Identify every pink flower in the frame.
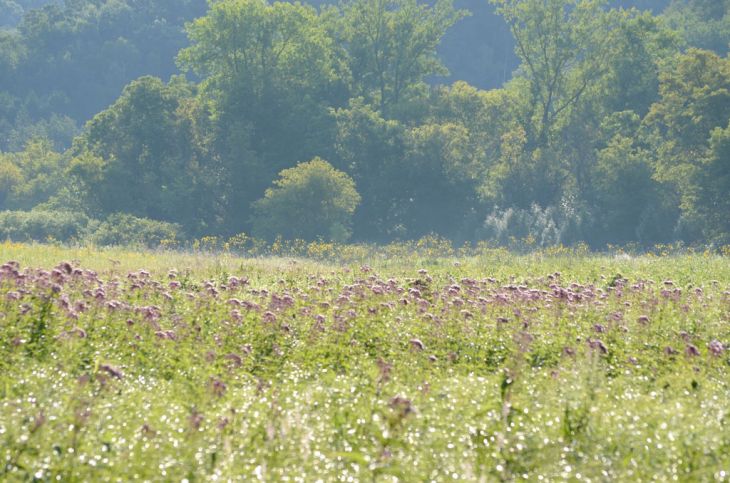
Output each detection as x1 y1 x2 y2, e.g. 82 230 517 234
708 340 725 356
607 311 623 322
685 344 700 357
99 364 123 379
224 353 243 367
217 417 230 430
211 378 227 397
664 346 678 356
588 338 608 354
189 411 203 431
409 338 425 351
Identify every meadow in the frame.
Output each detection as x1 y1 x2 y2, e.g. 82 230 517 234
0 241 729 481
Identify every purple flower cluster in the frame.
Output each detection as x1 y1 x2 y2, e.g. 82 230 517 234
2 260 727 369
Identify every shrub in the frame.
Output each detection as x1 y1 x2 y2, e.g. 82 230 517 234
89 213 181 248
252 158 361 242
0 209 91 243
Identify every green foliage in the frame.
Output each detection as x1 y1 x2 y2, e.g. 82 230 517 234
2 113 78 152
88 213 181 247
178 0 345 233
178 0 338 97
72 76 217 234
333 99 406 239
0 209 89 242
645 49 730 241
0 159 23 207
333 94 484 240
1 246 730 479
339 0 466 116
662 0 730 54
647 49 730 164
591 135 676 245
0 210 178 248
0 137 67 210
0 0 207 150
0 0 728 248
694 122 730 243
492 0 617 148
597 10 679 116
252 158 361 242
430 82 522 204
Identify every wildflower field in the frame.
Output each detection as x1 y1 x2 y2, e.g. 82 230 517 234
1 243 729 481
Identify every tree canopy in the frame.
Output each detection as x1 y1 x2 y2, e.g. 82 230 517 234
252 158 361 242
1 0 728 248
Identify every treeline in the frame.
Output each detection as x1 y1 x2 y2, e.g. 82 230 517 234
0 0 208 150
0 0 728 248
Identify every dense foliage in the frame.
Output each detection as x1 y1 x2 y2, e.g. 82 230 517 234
0 245 728 479
0 0 728 248
252 158 361 242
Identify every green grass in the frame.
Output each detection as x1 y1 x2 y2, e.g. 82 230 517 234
1 242 729 481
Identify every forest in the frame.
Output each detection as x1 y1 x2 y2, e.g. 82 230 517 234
0 0 728 248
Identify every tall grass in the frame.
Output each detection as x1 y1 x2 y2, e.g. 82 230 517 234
0 241 728 480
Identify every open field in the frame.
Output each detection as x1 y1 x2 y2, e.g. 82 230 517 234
1 243 729 481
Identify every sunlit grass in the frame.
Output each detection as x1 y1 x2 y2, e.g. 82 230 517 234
1 242 729 481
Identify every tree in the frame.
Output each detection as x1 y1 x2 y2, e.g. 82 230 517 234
662 0 729 55
0 155 23 208
252 158 361 242
178 0 339 101
696 122 730 242
551 11 678 226
0 137 66 210
339 0 465 116
483 0 688 243
1 0 208 151
332 99 406 239
591 135 676 245
598 10 679 117
399 122 482 238
492 0 618 149
14 0 207 122
645 49 730 241
178 0 345 232
70 76 217 234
